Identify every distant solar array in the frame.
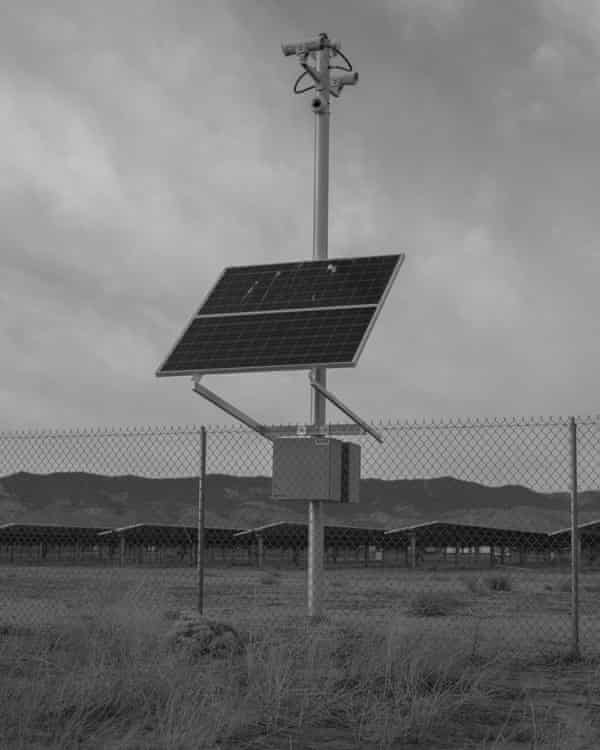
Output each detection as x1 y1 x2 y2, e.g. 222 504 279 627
157 253 404 376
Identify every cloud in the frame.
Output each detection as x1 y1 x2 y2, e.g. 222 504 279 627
381 0 466 30
415 225 521 329
0 73 123 224
1 0 599 434
539 0 600 44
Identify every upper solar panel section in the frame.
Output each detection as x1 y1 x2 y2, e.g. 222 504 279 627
156 253 404 377
199 254 401 315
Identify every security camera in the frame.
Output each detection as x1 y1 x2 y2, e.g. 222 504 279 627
330 71 359 88
281 36 340 57
311 95 326 111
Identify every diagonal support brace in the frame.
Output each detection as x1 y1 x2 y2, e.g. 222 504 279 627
300 57 322 85
191 377 273 441
308 375 384 443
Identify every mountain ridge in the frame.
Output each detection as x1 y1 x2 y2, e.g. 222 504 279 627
1 471 599 533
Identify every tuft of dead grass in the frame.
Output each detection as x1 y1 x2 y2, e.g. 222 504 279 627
259 570 281 586
483 573 513 592
460 572 514 595
407 591 465 617
461 574 486 594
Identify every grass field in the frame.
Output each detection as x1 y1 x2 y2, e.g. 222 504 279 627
2 563 598 655
2 563 600 748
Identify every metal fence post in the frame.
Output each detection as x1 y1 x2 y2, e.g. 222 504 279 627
197 426 207 615
569 416 580 658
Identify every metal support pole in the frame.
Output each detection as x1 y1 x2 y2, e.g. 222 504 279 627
197 426 207 615
569 416 580 658
283 32 358 620
257 533 265 569
409 532 417 570
307 43 331 620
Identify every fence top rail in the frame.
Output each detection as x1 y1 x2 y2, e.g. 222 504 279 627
0 415 598 440
205 415 590 434
0 425 204 439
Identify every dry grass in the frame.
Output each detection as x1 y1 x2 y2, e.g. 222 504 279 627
407 591 465 617
0 596 517 749
1 571 599 748
460 573 514 595
483 573 513 592
259 570 281 586
0 563 591 668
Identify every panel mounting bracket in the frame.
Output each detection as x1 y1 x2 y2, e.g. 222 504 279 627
308 374 384 443
192 375 374 443
191 376 273 441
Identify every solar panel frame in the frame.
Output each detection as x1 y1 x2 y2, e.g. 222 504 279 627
156 253 404 377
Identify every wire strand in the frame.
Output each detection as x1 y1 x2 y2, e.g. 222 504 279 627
330 48 352 71
293 71 315 94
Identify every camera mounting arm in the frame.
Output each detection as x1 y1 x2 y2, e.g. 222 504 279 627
282 32 358 107
299 56 321 86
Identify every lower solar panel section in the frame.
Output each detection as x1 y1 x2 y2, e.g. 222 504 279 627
157 306 375 375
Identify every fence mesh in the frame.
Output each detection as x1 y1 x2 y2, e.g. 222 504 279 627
0 416 598 658
0 425 202 629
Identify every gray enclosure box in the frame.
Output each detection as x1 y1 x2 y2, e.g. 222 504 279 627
272 437 361 502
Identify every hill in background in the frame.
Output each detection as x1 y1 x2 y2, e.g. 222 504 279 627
1 472 599 533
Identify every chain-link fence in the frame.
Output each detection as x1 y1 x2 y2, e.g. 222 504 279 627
0 417 598 658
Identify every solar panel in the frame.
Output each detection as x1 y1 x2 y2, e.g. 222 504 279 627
157 253 403 376
199 254 401 314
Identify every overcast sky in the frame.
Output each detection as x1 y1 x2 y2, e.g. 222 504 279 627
1 0 599 432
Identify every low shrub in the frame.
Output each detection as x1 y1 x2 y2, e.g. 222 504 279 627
259 571 281 586
483 574 512 592
460 575 485 594
407 592 464 617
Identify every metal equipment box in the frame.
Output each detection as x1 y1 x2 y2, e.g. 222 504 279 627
272 437 361 502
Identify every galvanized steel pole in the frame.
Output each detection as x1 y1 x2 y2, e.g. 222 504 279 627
569 417 580 658
282 33 358 620
197 425 207 615
307 43 331 619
